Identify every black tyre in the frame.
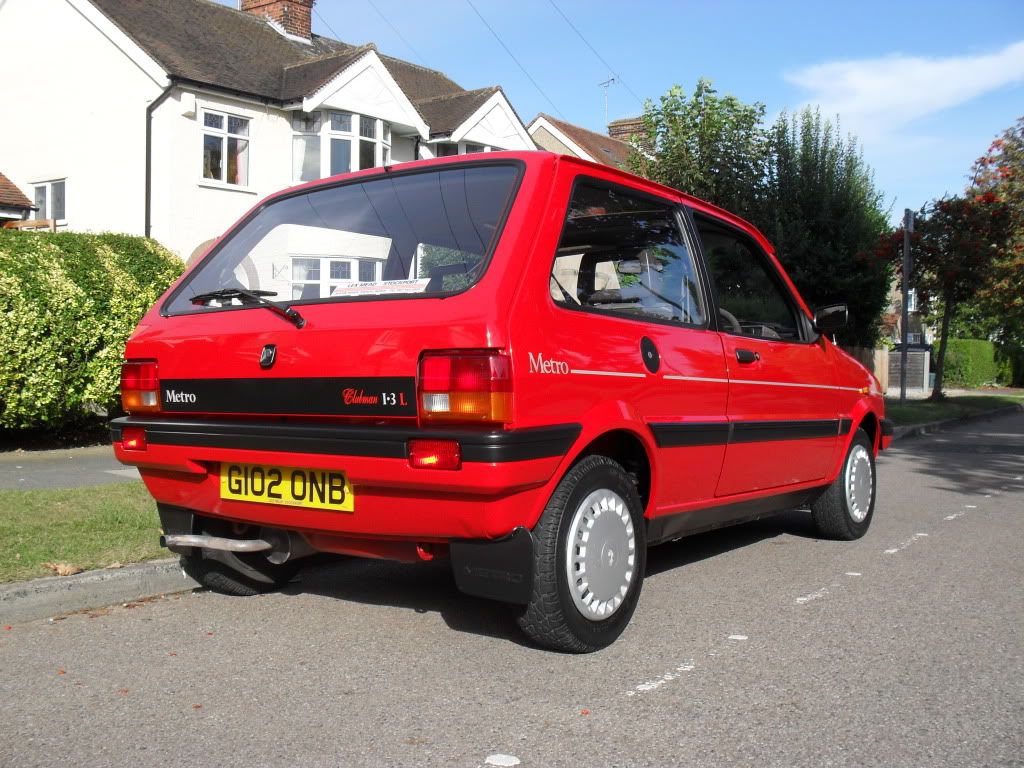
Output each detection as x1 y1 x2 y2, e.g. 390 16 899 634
180 520 300 596
517 455 646 653
811 428 876 540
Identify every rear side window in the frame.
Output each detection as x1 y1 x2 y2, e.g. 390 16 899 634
694 215 800 341
164 163 521 315
550 181 706 326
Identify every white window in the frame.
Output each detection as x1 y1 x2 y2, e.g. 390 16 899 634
32 179 66 222
202 110 250 186
291 110 392 183
290 255 385 300
432 141 492 158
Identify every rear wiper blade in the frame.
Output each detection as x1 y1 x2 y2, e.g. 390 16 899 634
190 288 305 329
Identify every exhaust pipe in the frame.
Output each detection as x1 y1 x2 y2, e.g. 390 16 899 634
161 534 271 552
160 528 316 564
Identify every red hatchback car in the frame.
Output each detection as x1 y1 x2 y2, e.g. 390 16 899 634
112 151 891 652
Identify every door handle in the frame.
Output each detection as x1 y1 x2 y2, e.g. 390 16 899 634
736 349 760 364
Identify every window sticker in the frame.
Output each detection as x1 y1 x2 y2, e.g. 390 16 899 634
330 279 431 297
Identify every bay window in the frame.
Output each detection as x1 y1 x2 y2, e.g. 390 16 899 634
32 179 66 222
292 111 391 183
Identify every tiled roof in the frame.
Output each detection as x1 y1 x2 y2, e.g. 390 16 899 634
532 114 633 168
0 172 33 210
88 0 474 106
414 87 498 137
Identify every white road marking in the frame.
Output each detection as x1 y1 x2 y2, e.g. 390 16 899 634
727 634 749 641
845 572 862 577
626 661 697 696
965 505 978 509
483 755 521 767
795 587 831 605
884 532 929 555
944 512 965 520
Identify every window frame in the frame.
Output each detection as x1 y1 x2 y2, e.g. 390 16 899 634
685 208 817 344
31 179 67 224
200 108 252 188
547 175 712 332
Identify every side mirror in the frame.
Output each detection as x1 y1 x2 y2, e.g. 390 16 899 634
814 303 848 335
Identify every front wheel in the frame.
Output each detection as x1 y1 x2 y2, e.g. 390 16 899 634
811 428 876 540
517 455 646 653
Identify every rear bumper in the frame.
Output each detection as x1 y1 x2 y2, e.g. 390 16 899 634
112 416 579 540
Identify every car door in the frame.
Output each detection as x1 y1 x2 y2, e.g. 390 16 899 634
690 211 840 497
545 178 729 510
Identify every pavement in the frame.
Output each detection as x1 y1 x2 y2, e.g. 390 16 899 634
0 401 1021 627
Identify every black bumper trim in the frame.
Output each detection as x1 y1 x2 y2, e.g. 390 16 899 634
111 417 580 464
650 419 847 448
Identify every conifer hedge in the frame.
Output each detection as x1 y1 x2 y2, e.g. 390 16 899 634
0 231 183 429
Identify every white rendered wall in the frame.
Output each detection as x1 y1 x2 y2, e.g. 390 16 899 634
0 0 165 235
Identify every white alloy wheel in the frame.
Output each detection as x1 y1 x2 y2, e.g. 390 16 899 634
845 444 874 523
564 488 636 620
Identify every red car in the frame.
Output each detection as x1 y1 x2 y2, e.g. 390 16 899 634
113 151 891 652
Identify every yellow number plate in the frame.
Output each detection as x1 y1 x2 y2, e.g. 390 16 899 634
219 463 354 513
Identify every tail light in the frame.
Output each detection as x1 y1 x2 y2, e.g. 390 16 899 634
120 360 160 413
418 350 512 424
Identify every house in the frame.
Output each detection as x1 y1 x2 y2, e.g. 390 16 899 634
527 114 632 169
0 0 534 258
0 172 36 223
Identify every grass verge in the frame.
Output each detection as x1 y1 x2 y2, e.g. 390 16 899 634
0 481 163 584
884 394 1024 427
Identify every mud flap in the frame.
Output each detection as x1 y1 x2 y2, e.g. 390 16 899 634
450 527 534 605
157 504 196 556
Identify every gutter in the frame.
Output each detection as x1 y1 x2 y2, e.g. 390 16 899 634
145 83 176 239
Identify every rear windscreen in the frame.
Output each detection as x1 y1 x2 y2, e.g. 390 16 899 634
164 163 521 315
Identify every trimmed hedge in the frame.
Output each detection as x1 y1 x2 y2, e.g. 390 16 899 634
0 231 183 430
943 338 1007 388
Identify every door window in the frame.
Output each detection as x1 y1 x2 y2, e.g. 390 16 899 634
694 215 800 341
550 181 706 326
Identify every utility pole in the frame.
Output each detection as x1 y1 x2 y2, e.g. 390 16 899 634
599 76 617 126
899 208 914 405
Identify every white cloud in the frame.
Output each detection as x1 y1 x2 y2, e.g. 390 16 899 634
785 40 1024 138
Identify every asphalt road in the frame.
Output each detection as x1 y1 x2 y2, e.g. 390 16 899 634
1 413 1021 768
0 445 138 490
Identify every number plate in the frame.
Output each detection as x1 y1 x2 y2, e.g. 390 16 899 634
220 463 354 513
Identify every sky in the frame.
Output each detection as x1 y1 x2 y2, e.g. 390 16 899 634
218 0 1024 223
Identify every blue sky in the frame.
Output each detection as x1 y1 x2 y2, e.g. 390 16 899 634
220 0 1024 222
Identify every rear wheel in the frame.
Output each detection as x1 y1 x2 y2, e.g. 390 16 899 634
180 520 300 596
517 455 646 653
811 428 876 540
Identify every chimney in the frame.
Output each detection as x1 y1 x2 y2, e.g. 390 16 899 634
607 117 645 143
241 0 316 40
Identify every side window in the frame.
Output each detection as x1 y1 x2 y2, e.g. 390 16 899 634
694 215 800 341
550 181 706 326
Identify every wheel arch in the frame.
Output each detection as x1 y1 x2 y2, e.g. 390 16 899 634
566 428 653 513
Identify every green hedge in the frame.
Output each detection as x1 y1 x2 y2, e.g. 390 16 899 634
0 231 183 430
942 338 1007 387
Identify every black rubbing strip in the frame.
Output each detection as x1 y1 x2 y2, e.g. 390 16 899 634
649 422 731 448
730 420 841 444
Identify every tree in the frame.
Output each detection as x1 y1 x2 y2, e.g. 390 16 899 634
630 83 889 346
761 108 890 347
964 116 1024 348
629 78 767 223
897 194 1011 399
